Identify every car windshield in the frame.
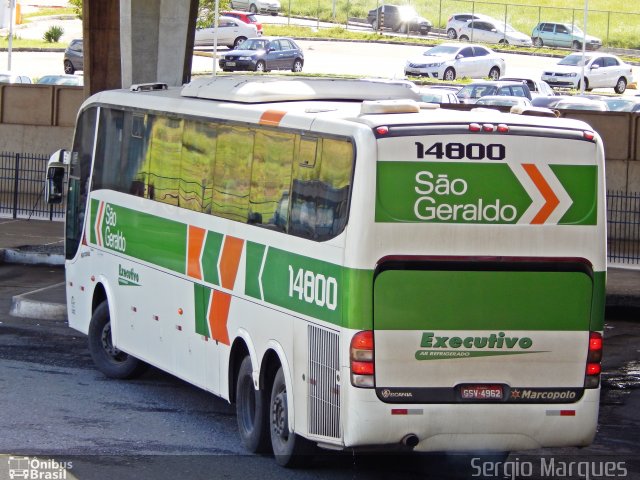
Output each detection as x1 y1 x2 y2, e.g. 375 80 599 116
423 45 459 56
240 39 267 50
420 92 444 103
558 54 589 66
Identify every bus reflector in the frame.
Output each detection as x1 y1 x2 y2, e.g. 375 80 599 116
351 330 375 388
392 409 408 415
584 331 603 388
376 126 389 135
561 410 576 416
497 124 509 133
583 131 595 141
469 123 481 132
482 124 494 132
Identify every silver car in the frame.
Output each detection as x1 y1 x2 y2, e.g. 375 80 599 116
445 12 495 39
229 0 280 15
404 43 505 81
457 20 532 46
195 16 259 49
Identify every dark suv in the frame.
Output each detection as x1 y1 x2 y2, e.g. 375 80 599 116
63 39 83 74
367 5 432 35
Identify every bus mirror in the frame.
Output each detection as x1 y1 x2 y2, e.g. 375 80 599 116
45 149 67 205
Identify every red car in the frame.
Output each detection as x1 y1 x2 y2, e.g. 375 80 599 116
221 11 263 33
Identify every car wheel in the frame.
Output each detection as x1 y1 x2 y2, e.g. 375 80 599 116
459 35 469 42
88 301 148 379
447 28 457 39
572 40 582 50
533 37 543 47
577 78 590 91
236 356 270 453
232 36 246 49
498 39 509 45
292 58 303 73
270 366 315 467
372 19 380 30
249 3 258 13
615 77 627 94
444 67 456 81
255 60 266 72
63 59 75 75
488 67 500 80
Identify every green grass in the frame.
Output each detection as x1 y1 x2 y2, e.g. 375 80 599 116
279 0 640 49
21 7 75 20
0 36 66 49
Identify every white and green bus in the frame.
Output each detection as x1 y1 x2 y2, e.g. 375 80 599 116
46 76 606 466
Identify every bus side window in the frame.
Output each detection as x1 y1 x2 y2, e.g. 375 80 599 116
249 130 294 230
147 116 184 207
289 137 353 240
181 120 216 213
211 125 253 222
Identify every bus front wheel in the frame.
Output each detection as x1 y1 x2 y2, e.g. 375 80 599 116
269 366 314 467
88 301 147 379
236 356 270 453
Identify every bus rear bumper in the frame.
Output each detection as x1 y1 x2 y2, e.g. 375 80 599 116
341 388 600 452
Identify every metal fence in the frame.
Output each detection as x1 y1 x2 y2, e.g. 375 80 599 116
607 190 640 265
0 152 65 221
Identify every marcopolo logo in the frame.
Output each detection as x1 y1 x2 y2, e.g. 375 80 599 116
415 332 544 361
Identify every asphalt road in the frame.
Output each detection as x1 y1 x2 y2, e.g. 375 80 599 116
0 263 639 480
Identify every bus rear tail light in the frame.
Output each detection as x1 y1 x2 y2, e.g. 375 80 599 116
584 331 603 389
351 330 375 388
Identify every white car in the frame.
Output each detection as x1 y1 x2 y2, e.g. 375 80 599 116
229 0 280 15
500 76 555 97
457 19 532 46
404 43 506 81
541 53 634 94
474 95 532 107
195 16 259 49
417 86 460 104
445 12 495 39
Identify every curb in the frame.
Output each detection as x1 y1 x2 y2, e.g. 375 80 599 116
10 282 67 321
0 248 64 266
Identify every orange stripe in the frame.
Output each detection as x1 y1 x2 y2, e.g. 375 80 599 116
96 201 105 246
219 236 244 290
187 226 206 280
522 164 559 224
208 290 231 345
259 110 286 126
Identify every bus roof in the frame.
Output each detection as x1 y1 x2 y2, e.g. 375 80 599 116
82 76 594 133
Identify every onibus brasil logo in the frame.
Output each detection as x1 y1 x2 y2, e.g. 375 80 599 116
415 332 546 360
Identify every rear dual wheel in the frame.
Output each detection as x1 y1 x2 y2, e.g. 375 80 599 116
236 358 314 467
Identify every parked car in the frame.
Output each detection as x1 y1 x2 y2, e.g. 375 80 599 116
474 95 532 107
417 86 460 104
553 96 609 111
221 10 263 33
500 76 555 97
531 95 572 108
404 43 505 81
219 36 303 72
456 80 532 104
63 38 83 74
457 20 532 46
597 97 640 112
229 0 280 15
445 12 495 39
531 22 602 50
367 5 432 35
0 71 32 83
541 52 633 94
36 74 84 86
195 16 259 49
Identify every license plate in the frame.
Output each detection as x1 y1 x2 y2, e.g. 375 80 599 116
226 61 236 67
459 384 503 400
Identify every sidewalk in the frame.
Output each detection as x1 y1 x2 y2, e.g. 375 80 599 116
2 218 640 320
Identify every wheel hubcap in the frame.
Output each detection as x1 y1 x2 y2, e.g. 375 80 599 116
101 322 125 361
271 389 288 439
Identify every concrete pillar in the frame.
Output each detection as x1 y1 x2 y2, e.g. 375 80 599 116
120 0 198 88
83 0 121 97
